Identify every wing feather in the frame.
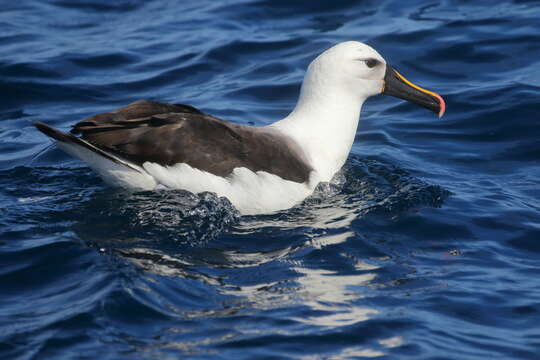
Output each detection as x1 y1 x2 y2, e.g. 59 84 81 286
64 100 311 183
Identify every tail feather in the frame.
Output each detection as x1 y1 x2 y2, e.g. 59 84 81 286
33 121 141 173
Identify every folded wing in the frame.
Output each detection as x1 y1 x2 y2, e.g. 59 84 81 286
68 100 312 184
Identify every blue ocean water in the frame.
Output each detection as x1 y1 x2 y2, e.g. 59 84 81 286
1 0 539 358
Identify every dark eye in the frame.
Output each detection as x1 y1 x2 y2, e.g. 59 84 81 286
365 59 378 68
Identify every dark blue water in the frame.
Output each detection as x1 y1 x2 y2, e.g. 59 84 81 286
1 0 539 358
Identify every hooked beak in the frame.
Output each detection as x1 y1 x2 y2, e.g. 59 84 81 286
382 65 446 117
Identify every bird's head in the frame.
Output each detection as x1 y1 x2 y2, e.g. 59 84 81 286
306 41 445 117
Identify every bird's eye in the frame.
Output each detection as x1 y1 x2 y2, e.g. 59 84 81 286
364 59 378 68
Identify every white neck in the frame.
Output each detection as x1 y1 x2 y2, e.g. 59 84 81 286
269 73 365 183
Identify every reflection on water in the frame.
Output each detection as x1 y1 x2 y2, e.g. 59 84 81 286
116 228 404 357
291 268 377 327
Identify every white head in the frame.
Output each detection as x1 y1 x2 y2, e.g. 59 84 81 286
300 41 387 103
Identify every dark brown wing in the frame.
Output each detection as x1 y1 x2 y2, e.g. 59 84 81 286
70 100 312 183
71 100 203 134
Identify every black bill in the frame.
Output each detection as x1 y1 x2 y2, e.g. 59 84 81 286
382 65 445 117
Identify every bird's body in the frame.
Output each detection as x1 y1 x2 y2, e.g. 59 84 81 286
35 41 445 215
38 100 316 214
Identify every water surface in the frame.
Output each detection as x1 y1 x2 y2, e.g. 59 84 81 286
1 0 539 359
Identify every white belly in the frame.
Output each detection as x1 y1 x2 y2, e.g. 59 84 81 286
143 162 317 215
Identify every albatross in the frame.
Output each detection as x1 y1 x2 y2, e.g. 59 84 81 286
34 41 445 215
